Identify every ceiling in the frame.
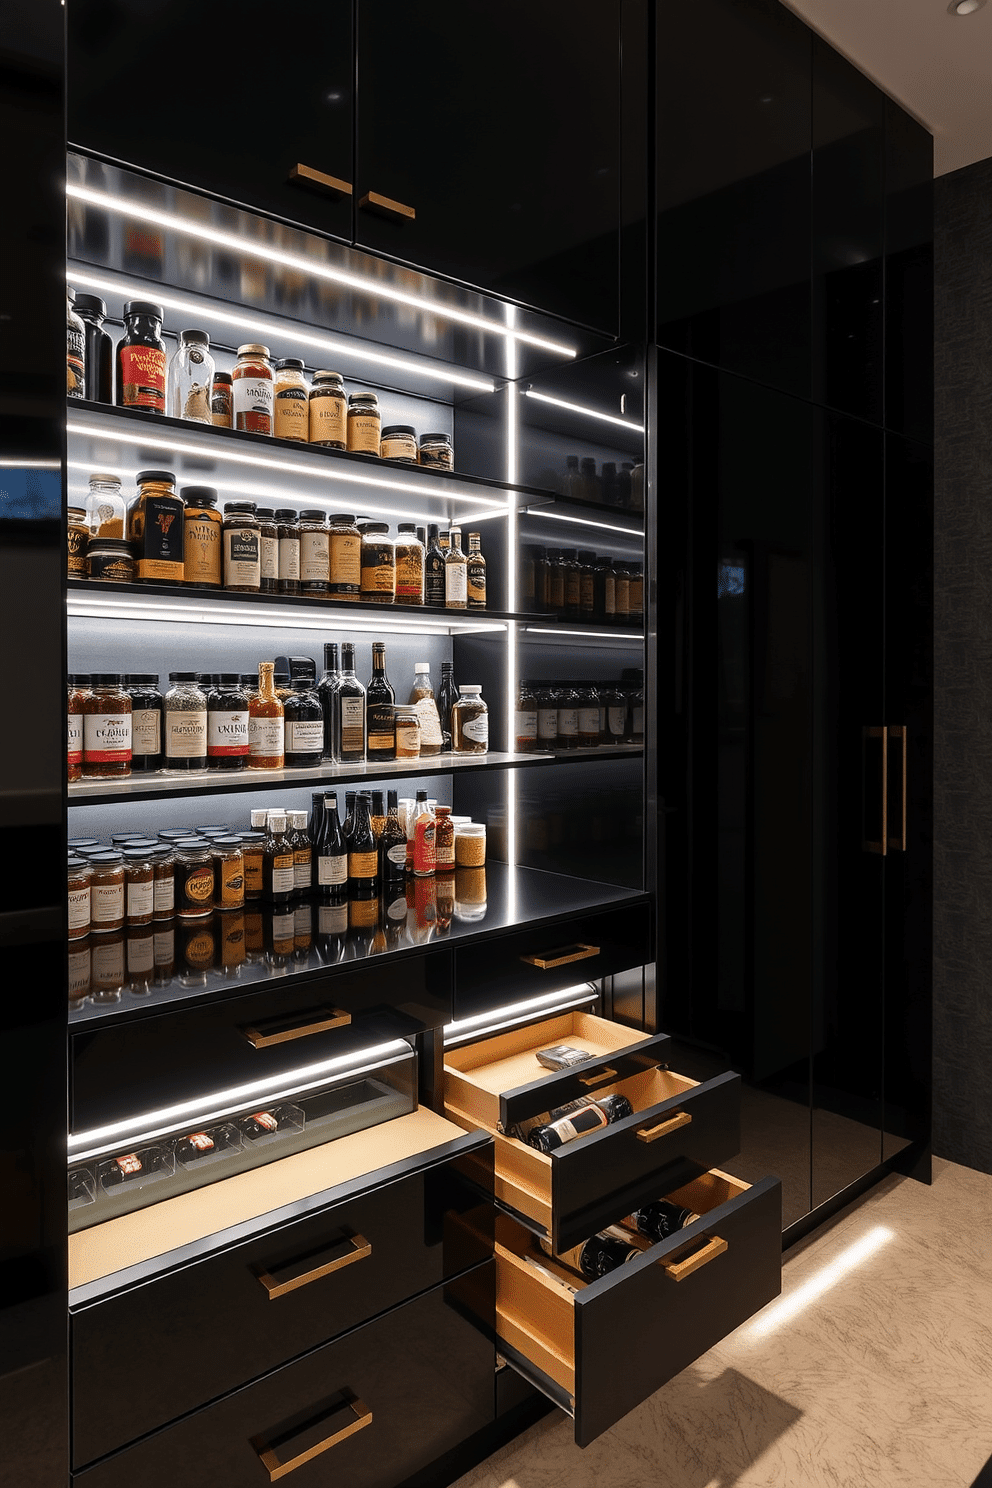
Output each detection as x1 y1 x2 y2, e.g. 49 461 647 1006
781 0 992 175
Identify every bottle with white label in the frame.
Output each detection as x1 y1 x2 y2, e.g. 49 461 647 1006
126 673 163 772
164 673 208 773
263 813 295 904
604 681 627 743
333 643 366 763
379 789 408 891
410 662 443 758
556 684 580 750
444 527 468 609
288 810 312 893
452 685 489 755
283 674 325 768
315 794 348 897
206 674 249 771
577 684 601 747
515 681 538 753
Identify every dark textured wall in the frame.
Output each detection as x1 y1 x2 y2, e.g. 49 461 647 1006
934 154 992 1175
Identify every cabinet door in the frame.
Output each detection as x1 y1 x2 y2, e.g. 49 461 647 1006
68 0 354 240
355 0 621 332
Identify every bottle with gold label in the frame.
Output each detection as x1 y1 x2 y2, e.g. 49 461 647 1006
346 391 380 455
128 469 184 584
273 358 310 442
248 661 285 769
309 370 347 448
346 793 379 894
366 642 396 761
181 486 222 588
212 838 245 911
467 532 486 610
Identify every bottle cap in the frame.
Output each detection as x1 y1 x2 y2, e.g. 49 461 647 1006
212 371 233 384
73 293 107 316
255 507 275 520
181 486 218 505
313 370 344 387
237 343 270 358
381 424 416 437
224 501 257 514
90 672 124 685
276 357 305 370
125 673 159 686
329 514 357 524
123 300 164 320
299 508 326 522
460 685 482 694
415 662 431 672
180 329 209 345
358 521 389 534
136 469 176 486
397 523 417 533
168 672 201 683
420 433 450 444
274 508 298 521
268 814 288 833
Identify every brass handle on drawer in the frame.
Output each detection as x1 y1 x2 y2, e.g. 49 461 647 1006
661 1235 728 1282
288 163 353 197
255 1234 372 1300
888 724 907 852
576 1065 618 1088
636 1110 692 1143
241 1007 352 1048
520 943 600 970
359 190 416 221
252 1396 372 1480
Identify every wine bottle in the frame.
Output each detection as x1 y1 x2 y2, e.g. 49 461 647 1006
467 531 486 610
380 789 408 891
424 523 446 607
526 1093 633 1152
334 643 366 763
347 792 379 893
541 1227 642 1281
436 660 459 751
315 794 347 897
624 1199 699 1242
317 640 340 762
366 640 396 762
369 789 386 840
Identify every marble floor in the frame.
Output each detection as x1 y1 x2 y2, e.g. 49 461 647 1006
453 1158 992 1488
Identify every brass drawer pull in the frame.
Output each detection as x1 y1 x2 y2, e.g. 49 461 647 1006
520 943 600 970
359 190 416 221
636 1110 692 1143
255 1234 372 1300
576 1065 618 1088
661 1235 728 1282
241 1006 351 1048
252 1396 372 1480
288 163 353 198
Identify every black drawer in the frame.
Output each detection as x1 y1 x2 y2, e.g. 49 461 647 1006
445 1011 741 1251
453 902 651 1022
494 1169 782 1446
72 1272 495 1488
71 1129 492 1468
71 953 450 1133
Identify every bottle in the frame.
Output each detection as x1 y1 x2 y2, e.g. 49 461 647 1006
545 1229 641 1281
604 680 627 744
556 683 580 750
578 550 597 621
548 550 566 615
436 660 459 750
85 472 126 538
232 344 274 434
126 673 163 773
263 813 295 904
467 533 487 610
182 486 223 588
210 370 233 427
564 453 583 498
347 794 379 893
536 684 559 749
625 1200 700 1243
276 509 300 595
327 514 361 601
288 810 312 893
128 470 184 584
369 789 386 841
434 805 455 873
410 662 443 758
163 673 208 773
614 562 630 626
283 672 324 768
444 528 468 609
380 790 408 890
601 462 619 506
603 555 619 624
424 524 446 607
346 391 381 454
394 523 425 606
515 681 538 753
169 330 215 423
413 791 436 877
309 370 347 448
256 507 279 594
318 641 341 761
334 643 366 763
343 790 357 838
248 661 285 769
527 1094 633 1152
73 292 113 403
273 358 310 441
580 457 600 502
315 794 348 897
366 641 396 762
563 549 582 620
628 563 644 628
577 684 601 747
206 673 250 770
452 685 489 754
116 300 167 413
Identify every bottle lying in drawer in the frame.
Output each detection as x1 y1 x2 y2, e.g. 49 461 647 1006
494 1168 782 1446
444 1011 742 1252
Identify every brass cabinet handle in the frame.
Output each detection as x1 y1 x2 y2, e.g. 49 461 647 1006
636 1110 692 1143
252 1397 372 1480
520 943 600 970
888 725 907 852
576 1065 618 1088
255 1234 372 1300
288 163 353 198
359 190 416 221
862 725 888 855
241 1006 352 1048
661 1235 728 1282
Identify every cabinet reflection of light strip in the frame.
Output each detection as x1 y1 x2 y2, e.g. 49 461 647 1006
443 983 599 1047
522 389 644 432
68 1039 413 1164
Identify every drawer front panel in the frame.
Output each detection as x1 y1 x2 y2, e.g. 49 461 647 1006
73 1274 495 1488
454 903 651 1022
72 1144 493 1467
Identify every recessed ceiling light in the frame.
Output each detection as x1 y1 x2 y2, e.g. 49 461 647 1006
949 0 985 15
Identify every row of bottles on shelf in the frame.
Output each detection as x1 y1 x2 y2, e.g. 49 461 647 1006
517 673 644 751
69 648 488 780
544 455 644 512
67 290 456 468
521 545 643 626
70 471 486 607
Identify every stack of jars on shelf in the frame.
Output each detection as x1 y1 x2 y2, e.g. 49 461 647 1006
514 673 644 752
68 648 489 780
70 469 487 608
521 546 643 626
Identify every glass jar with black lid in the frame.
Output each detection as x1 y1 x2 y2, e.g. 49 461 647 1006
164 673 208 773
223 502 261 593
275 509 300 595
206 674 250 771
174 838 215 918
116 300 167 415
126 674 163 772
283 672 324 768
256 507 279 593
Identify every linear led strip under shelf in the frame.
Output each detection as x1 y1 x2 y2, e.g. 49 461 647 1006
443 984 599 1047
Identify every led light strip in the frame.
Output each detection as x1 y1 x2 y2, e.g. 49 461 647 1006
67 185 578 359
67 267 497 394
524 507 644 538
0 458 61 469
505 305 519 868
444 983 598 1046
522 388 644 432
746 1226 896 1338
522 627 644 642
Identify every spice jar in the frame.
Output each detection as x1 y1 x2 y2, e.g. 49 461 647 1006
67 507 89 577
116 300 167 414
211 837 245 911
435 805 455 871
83 675 132 778
223 502 261 592
73 293 114 404
175 838 216 918
359 521 395 603
89 851 126 933
67 856 92 941
238 831 265 899
394 705 422 760
85 472 126 538
182 486 223 588
67 674 90 782
451 685 489 755
454 823 487 868
86 537 135 584
123 848 155 927
327 513 361 600
380 424 417 463
126 673 163 772
169 329 215 423
276 509 300 595
164 672 208 773
394 523 425 606
419 432 454 471
150 845 176 919
347 391 380 455
273 358 310 442
211 370 233 428
308 370 347 447
206 674 249 770
128 469 184 584
232 344 274 434
298 508 329 595
66 288 86 400
256 506 279 593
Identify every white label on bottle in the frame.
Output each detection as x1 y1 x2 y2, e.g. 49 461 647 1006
126 879 154 919
578 707 600 735
92 938 124 985
272 909 294 937
153 876 175 914
558 708 579 736
249 716 284 757
68 886 90 932
154 928 175 965
84 713 132 761
127 933 154 975
92 880 124 923
287 719 324 753
537 708 558 742
632 705 644 733
515 709 538 741
166 709 207 758
387 842 408 866
233 377 273 417
608 706 626 737
224 528 260 585
68 944 91 996
294 856 312 891
132 708 161 756
319 902 348 933
461 713 489 746
208 711 250 754
272 864 295 894
339 694 365 752
445 562 467 604
260 535 278 581
279 537 300 581
300 531 329 583
318 853 348 886
68 713 83 762
414 697 444 747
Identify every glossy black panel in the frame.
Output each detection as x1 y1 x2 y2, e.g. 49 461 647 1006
355 1 621 333
884 103 934 445
656 0 812 398
68 0 354 243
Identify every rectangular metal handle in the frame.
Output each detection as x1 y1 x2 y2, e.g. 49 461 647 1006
520 943 600 970
661 1234 728 1281
252 1397 372 1480
862 725 887 855
255 1234 372 1300
636 1110 692 1144
359 190 416 221
288 163 353 197
576 1065 617 1088
888 725 907 852
241 1006 352 1048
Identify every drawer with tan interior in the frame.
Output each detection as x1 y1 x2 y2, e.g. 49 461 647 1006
444 1011 741 1252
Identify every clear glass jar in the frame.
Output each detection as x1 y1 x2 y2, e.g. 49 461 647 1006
380 424 417 462
83 675 132 778
211 837 245 911
89 851 126 933
67 856 92 940
232 343 274 435
418 432 454 470
309 370 347 448
327 513 361 600
150 844 176 920
298 508 330 595
394 523 425 606
347 391 380 455
175 838 215 918
85 472 126 538
123 848 155 927
276 508 300 594
169 329 215 423
359 521 395 603
164 672 208 773
273 358 310 442
394 705 422 760
67 674 89 781
452 685 488 754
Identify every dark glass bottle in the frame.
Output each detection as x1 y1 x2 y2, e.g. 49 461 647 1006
380 789 408 892
625 1200 699 1242
573 1231 641 1280
334 644 366 763
556 682 580 750
309 790 325 852
604 681 627 744
369 790 386 841
562 548 582 620
262 812 295 905
436 660 459 751
548 549 566 616
343 791 357 838
578 550 597 621
424 523 446 607
116 300 167 414
527 1094 632 1152
347 793 379 894
126 673 163 773
315 793 348 898
532 545 551 612
206 673 249 771
74 293 114 403
318 641 340 762
283 673 324 768
366 641 395 762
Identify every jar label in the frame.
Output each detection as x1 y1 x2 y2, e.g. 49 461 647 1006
153 876 175 914
608 705 626 736
348 412 380 453
233 376 273 434
67 322 86 398
515 709 538 740
208 710 250 756
132 708 161 757
386 842 408 867
126 879 154 920
318 853 348 886
300 530 329 584
68 712 83 765
395 549 425 599
445 562 468 604
367 704 395 753
271 858 295 894
67 526 88 575
260 535 279 581
339 694 365 753
127 932 155 975
243 851 263 894
166 709 207 758
310 397 346 445
319 902 348 932
558 708 578 736
287 719 324 753
348 851 378 878
220 858 245 907
537 708 558 742
92 880 124 923
414 821 436 873
293 852 312 891
461 714 489 745
249 716 284 757
279 537 300 581
578 707 600 735
84 712 132 762
224 529 261 586
274 386 309 439
184 867 214 905
89 554 135 584
418 444 452 469
92 939 125 985
361 560 395 596
414 697 444 747
381 435 417 461
329 532 361 588
154 927 175 964
119 344 166 412
68 885 90 932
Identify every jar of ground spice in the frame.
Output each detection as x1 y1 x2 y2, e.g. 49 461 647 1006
150 844 176 920
181 486 223 588
211 837 245 911
67 674 90 782
89 851 126 933
298 509 330 596
211 370 233 428
256 507 279 593
347 391 380 455
67 507 88 577
164 673 208 773
327 513 361 600
273 358 310 442
380 425 417 463
232 344 274 435
359 521 395 602
394 524 425 605
67 856 92 940
82 675 132 778
310 371 347 448
175 838 216 919
123 848 155 927
238 831 265 899
223 503 261 593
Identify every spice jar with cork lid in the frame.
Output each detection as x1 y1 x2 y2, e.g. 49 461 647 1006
347 391 380 455
82 675 132 778
309 370 347 448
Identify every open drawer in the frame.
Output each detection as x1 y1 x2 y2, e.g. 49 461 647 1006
494 1169 782 1446
444 1012 741 1251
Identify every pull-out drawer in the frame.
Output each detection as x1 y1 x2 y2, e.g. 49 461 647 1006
71 1111 492 1468
495 1169 782 1446
72 1272 495 1488
445 1011 741 1251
